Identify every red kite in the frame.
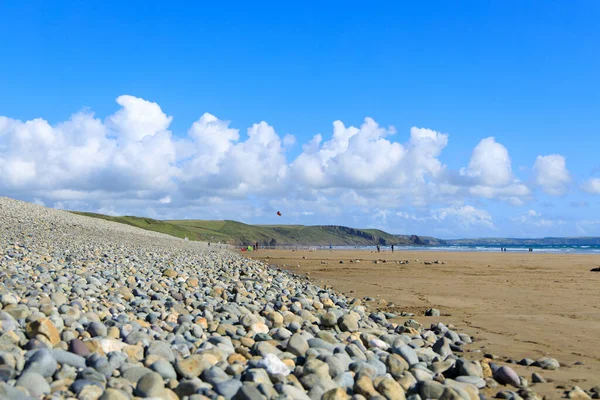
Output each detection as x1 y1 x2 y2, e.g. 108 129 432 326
277 211 282 216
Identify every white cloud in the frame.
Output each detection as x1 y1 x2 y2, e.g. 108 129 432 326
533 154 570 195
582 178 600 194
0 94 575 227
159 196 172 204
290 120 448 209
396 205 494 229
460 137 513 186
179 116 290 197
448 137 531 204
106 95 173 142
511 209 562 228
433 205 494 228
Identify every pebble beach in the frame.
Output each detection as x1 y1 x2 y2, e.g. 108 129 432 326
0 197 596 400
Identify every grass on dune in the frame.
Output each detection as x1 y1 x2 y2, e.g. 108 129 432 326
71 212 438 246
72 212 199 240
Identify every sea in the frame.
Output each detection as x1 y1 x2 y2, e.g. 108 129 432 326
318 245 600 254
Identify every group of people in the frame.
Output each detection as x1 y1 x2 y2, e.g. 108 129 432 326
376 244 394 253
500 247 534 252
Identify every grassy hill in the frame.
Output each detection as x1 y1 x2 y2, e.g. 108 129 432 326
71 212 443 246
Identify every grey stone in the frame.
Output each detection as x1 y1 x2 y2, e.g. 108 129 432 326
425 308 440 316
121 366 154 383
215 379 243 399
338 314 359 332
395 345 419 366
233 384 267 400
147 340 175 362
16 372 51 397
493 366 520 387
455 375 486 388
88 322 108 337
135 372 165 397
53 349 87 369
531 373 546 383
23 348 57 377
287 333 309 357
534 357 560 370
150 359 177 380
418 380 445 399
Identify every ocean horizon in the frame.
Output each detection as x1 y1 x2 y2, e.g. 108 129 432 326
318 244 600 254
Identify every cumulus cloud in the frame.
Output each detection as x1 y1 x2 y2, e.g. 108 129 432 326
291 118 405 188
460 137 513 186
533 154 570 195
449 137 530 204
106 95 173 141
179 115 290 197
0 94 571 229
290 119 449 208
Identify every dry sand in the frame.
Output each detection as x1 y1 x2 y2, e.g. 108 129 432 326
251 249 600 398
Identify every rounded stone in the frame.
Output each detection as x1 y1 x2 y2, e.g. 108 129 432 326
16 372 51 397
494 366 521 387
135 372 165 397
287 333 309 357
150 359 178 380
87 322 108 337
69 338 91 356
175 355 213 379
338 314 359 332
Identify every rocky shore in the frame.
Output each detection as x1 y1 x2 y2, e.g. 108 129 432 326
0 197 591 400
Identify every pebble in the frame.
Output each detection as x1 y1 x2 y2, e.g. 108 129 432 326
98 388 129 400
135 372 165 397
494 366 521 387
396 344 419 366
23 348 57 377
0 197 568 400
53 349 87 369
150 359 178 380
69 338 91 356
16 372 51 397
534 357 560 370
569 386 592 399
287 333 309 356
425 308 440 317
532 372 546 383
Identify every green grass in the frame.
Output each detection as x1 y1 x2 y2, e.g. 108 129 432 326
72 212 199 240
71 212 444 246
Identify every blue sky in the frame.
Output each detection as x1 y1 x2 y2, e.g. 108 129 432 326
1 1 599 238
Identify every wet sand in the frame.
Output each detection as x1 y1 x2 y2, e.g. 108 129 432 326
251 249 600 398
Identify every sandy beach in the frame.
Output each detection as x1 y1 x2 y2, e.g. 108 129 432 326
251 249 600 398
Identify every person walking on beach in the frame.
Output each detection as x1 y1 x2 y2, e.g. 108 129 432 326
391 245 394 253
376 244 380 253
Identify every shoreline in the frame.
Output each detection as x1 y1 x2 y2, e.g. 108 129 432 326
250 248 600 398
244 246 600 255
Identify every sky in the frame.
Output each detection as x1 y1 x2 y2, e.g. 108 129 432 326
1 1 599 239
